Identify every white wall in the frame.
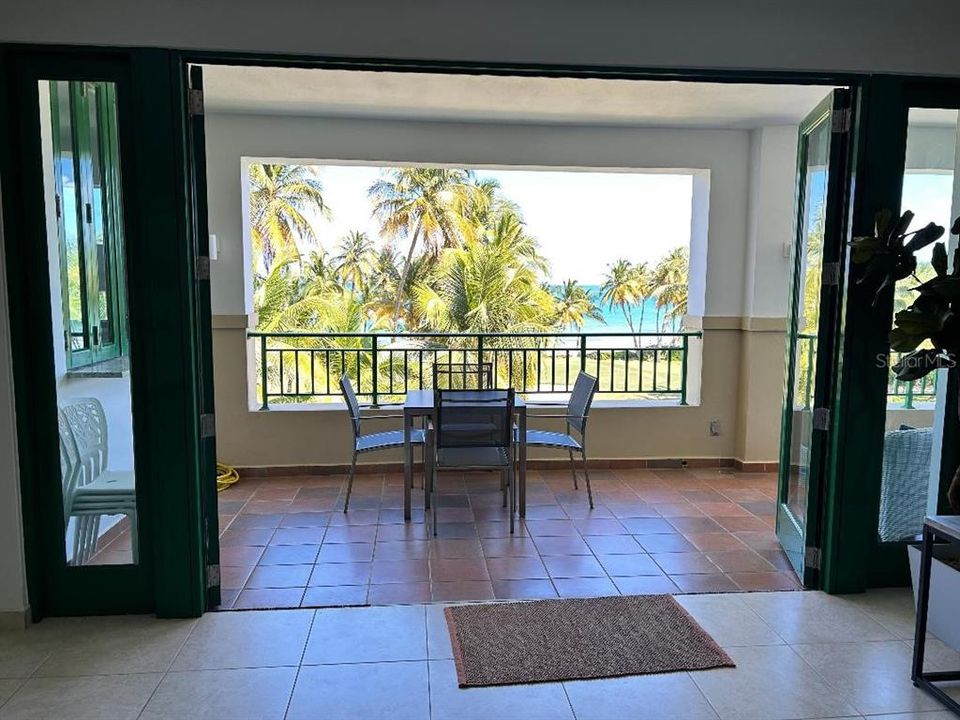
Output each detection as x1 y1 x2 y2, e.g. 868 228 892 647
3 1 960 77
744 126 800 318
206 113 752 319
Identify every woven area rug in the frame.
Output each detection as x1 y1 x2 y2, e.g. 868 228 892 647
444 594 734 687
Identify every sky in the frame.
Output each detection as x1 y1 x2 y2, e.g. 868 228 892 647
296 164 694 285
902 172 955 264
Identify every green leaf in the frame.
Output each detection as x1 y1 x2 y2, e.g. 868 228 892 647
932 242 949 277
893 348 941 381
850 235 883 264
890 326 926 352
917 275 960 302
903 222 945 253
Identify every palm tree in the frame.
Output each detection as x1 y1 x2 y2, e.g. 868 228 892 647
300 249 340 298
601 259 643 346
652 248 689 332
368 167 475 324
249 164 329 270
333 230 375 293
552 279 604 331
410 235 556 337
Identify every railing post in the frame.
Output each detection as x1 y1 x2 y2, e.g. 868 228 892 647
904 377 914 410
680 334 689 406
579 334 587 377
804 336 815 410
259 334 269 410
371 334 379 408
477 334 485 388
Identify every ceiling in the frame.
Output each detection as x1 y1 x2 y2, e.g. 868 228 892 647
202 65 845 130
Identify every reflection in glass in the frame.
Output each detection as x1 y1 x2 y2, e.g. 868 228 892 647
54 81 89 353
786 120 830 523
878 109 958 542
41 79 137 565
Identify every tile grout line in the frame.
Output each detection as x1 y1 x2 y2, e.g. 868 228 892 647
133 616 203 718
282 608 319 720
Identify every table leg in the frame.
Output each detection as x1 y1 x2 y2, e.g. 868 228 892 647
519 407 527 518
912 527 934 682
404 412 412 522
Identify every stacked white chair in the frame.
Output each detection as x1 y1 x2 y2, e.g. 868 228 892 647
58 397 137 565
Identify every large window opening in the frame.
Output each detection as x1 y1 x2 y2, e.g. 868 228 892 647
197 63 845 608
243 162 702 406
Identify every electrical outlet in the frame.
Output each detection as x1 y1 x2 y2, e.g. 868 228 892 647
709 420 721 436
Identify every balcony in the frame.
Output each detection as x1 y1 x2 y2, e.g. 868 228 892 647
249 330 701 409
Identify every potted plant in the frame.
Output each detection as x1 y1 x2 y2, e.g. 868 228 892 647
852 210 960 649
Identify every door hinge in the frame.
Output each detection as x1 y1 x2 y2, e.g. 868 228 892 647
206 564 220 588
813 407 831 431
821 261 841 287
84 202 93 224
188 88 204 117
195 255 210 281
55 194 61 219
805 546 822 570
200 413 216 438
832 107 851 133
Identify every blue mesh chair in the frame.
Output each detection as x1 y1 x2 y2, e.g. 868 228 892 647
523 372 598 508
340 376 427 512
432 361 494 390
430 389 516 534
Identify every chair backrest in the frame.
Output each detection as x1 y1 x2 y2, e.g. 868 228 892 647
435 389 514 450
432 362 493 390
57 409 82 519
60 397 109 482
339 375 361 436
567 372 598 435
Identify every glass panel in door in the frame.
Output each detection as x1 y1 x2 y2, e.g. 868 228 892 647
877 108 958 543
777 90 851 584
50 81 92 366
40 79 139 565
85 81 121 361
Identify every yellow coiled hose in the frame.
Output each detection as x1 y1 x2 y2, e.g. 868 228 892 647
216 462 240 492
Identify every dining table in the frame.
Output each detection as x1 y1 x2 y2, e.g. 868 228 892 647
402 389 527 522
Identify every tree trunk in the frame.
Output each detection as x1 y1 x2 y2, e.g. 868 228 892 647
392 221 422 329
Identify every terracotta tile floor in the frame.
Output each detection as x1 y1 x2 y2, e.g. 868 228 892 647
214 467 799 609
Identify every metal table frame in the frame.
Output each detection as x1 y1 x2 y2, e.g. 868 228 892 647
912 515 960 715
402 389 526 522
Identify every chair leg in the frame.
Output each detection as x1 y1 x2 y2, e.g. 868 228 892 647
508 464 515 535
343 450 358 512
581 450 594 509
423 445 431 510
568 449 579 490
129 510 139 562
432 463 439 537
501 469 508 508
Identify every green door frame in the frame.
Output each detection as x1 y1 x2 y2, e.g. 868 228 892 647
0 46 207 618
823 76 960 593
777 89 854 588
48 79 127 369
7 44 959 617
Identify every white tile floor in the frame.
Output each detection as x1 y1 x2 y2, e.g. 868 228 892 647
0 588 958 719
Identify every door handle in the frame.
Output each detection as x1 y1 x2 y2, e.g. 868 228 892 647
92 325 99 347
85 202 93 224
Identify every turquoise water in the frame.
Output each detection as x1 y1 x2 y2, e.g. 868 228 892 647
562 285 668 334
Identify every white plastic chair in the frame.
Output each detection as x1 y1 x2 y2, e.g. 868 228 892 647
59 398 137 564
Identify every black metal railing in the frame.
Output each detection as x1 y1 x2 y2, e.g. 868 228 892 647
248 331 702 409
797 333 938 409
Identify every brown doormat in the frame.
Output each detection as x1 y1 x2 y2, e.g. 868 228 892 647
444 594 734 687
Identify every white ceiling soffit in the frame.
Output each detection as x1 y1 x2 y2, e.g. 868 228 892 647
201 65 843 129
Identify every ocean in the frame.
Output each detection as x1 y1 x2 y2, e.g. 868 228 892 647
562 285 670 334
